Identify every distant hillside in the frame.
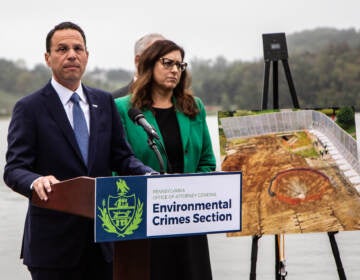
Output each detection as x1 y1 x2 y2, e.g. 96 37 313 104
287 27 360 54
0 60 132 115
2 27 360 114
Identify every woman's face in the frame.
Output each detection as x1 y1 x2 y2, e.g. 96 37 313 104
152 50 184 92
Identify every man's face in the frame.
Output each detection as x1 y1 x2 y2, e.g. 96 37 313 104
45 29 89 91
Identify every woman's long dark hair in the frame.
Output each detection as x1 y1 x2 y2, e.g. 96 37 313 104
131 40 198 117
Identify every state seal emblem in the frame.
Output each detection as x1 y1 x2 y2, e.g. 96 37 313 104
98 179 143 237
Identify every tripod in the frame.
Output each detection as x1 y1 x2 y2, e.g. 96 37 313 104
261 33 299 110
262 59 300 110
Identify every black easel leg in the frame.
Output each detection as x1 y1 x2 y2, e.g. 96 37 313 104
272 61 279 109
249 235 261 280
281 59 300 108
262 61 271 110
328 231 347 280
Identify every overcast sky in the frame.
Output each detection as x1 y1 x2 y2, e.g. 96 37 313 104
1 0 359 72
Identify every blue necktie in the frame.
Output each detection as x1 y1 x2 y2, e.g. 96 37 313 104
70 92 89 165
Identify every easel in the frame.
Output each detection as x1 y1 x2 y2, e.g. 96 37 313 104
249 33 346 280
261 33 299 110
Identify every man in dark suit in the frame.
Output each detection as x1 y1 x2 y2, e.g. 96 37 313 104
3 21 153 280
112 33 165 98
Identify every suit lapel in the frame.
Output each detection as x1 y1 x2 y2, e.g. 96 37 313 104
85 86 103 171
42 83 84 163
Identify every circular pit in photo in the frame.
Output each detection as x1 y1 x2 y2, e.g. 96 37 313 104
268 167 332 205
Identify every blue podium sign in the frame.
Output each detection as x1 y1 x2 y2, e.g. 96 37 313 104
95 172 241 242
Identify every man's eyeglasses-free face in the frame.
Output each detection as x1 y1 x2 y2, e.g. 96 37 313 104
159 57 187 72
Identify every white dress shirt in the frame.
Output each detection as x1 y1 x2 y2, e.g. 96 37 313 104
51 78 90 131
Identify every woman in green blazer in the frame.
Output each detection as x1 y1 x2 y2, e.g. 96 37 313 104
115 94 215 174
115 40 216 280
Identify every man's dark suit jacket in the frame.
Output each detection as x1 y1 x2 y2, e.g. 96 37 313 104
3 81 152 268
112 82 132 98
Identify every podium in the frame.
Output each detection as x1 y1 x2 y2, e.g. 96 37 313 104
31 173 242 279
31 176 150 280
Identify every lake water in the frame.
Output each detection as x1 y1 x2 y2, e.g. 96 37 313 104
1 117 360 279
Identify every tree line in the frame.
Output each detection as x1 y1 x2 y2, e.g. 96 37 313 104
1 27 360 115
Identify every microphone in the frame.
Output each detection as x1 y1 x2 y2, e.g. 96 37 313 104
128 108 160 140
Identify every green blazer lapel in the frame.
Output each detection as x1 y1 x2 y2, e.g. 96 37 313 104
176 110 190 152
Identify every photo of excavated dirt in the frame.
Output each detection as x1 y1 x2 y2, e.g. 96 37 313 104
221 131 360 236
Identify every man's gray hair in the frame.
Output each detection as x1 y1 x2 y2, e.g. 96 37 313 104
134 33 165 56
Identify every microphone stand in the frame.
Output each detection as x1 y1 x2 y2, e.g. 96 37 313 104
147 135 165 174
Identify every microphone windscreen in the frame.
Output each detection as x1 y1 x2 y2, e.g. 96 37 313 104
128 108 142 122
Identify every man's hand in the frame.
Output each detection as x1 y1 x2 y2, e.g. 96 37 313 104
33 175 60 201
